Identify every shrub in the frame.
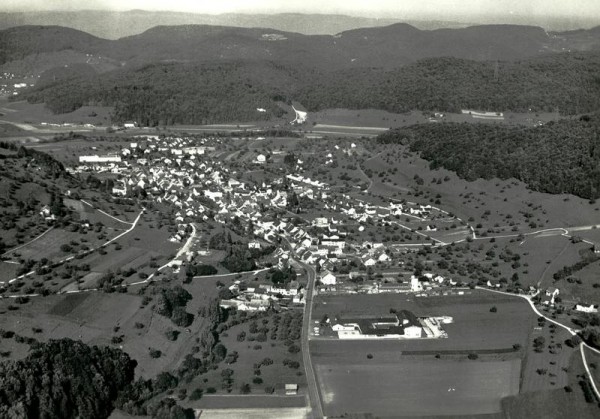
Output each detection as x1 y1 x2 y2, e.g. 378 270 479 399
149 348 162 358
189 388 203 400
165 329 180 341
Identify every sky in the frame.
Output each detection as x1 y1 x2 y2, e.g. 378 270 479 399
1 0 598 20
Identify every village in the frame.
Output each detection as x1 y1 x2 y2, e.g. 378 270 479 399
66 133 600 321
66 135 485 314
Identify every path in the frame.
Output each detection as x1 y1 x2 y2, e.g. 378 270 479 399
1 226 54 256
80 199 134 225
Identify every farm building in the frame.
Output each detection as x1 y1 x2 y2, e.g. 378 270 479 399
79 155 122 163
575 303 598 313
332 311 423 339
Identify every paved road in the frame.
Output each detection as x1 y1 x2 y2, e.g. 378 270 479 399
297 260 324 418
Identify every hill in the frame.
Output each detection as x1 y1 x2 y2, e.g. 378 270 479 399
19 52 600 123
378 114 600 200
0 25 110 66
0 11 404 39
3 22 600 71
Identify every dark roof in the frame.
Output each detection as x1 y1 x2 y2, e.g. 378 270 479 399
337 311 420 336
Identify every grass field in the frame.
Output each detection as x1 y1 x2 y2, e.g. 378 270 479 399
316 358 520 417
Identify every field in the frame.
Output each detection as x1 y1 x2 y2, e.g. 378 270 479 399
312 291 534 351
559 259 600 302
0 262 19 283
0 98 112 128
0 276 222 379
316 358 520 417
502 349 600 419
8 228 97 262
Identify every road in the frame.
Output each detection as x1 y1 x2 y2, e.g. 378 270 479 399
477 286 600 400
296 259 324 418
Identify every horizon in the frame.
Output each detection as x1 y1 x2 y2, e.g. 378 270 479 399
1 1 599 22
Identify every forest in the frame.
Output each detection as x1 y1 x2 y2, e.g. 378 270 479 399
0 339 136 418
17 51 600 125
378 114 600 200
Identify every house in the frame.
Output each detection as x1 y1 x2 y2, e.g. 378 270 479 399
248 241 261 249
487 279 501 288
411 275 423 292
123 121 137 129
321 271 337 286
364 258 377 267
377 253 390 263
541 287 560 305
256 154 267 164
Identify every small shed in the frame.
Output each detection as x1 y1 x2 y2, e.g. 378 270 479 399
285 383 298 395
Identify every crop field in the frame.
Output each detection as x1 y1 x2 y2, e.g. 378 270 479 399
315 358 520 417
184 406 309 419
312 291 535 351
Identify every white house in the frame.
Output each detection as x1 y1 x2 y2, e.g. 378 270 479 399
411 275 423 292
321 272 337 286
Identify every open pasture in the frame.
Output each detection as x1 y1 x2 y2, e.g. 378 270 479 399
315 358 520 417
